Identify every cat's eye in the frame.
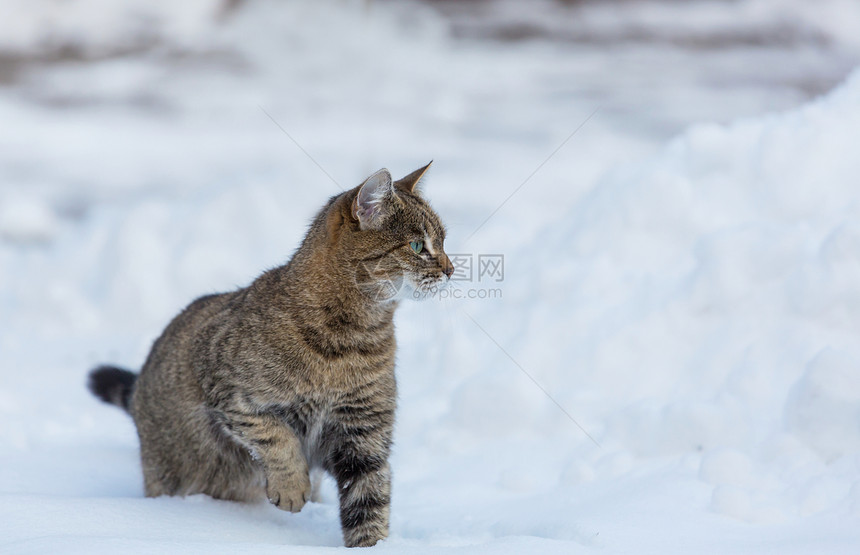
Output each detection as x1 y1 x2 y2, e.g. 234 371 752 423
409 240 424 254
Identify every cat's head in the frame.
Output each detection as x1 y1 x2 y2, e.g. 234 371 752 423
345 163 453 302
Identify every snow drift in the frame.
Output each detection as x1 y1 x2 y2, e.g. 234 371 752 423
1 2 859 553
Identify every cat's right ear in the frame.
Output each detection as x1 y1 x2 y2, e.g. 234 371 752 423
352 168 394 230
394 160 432 193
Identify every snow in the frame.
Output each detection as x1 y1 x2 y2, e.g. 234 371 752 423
1 0 860 553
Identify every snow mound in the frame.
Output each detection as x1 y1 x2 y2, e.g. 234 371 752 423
499 68 860 523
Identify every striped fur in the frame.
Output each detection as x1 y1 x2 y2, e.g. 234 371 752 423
88 165 451 548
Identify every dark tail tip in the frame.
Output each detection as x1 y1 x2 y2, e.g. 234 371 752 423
88 365 137 413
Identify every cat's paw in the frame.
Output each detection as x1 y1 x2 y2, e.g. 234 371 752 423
266 471 311 513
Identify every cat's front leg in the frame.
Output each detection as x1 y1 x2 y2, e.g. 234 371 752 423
223 410 311 513
326 427 393 547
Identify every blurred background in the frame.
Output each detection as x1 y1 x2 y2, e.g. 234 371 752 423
2 0 858 247
2 0 858 340
1 0 860 552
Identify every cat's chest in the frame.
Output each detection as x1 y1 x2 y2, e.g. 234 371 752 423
275 384 393 465
295 329 396 367
270 398 326 440
275 399 339 466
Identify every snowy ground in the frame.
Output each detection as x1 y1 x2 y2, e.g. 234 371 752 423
1 0 860 553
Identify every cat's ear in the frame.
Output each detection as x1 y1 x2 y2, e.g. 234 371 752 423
394 160 432 193
352 168 394 230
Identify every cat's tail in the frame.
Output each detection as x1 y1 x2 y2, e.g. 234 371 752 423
88 365 137 414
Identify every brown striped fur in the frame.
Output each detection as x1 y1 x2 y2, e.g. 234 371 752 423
88 164 451 547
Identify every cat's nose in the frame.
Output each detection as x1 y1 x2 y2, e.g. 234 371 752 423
440 254 454 279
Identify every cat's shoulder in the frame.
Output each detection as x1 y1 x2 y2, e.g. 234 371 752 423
163 289 244 334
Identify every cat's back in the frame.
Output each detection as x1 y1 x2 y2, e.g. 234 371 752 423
135 289 242 400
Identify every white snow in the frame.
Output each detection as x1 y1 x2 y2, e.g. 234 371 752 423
1 0 860 553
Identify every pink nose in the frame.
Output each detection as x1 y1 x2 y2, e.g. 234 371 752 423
441 255 454 279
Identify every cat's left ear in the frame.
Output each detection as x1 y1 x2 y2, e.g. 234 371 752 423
394 160 432 193
353 168 394 230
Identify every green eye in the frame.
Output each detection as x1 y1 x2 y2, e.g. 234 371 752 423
410 240 424 254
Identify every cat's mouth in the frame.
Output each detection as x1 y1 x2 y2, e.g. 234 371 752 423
405 273 450 301
353 259 450 303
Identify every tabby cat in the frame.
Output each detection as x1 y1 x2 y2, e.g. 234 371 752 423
88 163 452 548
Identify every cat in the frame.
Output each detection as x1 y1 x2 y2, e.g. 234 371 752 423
88 163 453 548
